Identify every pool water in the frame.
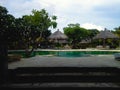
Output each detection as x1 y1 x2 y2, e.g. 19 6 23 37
34 51 117 57
8 50 120 58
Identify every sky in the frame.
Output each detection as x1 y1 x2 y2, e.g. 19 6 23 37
0 0 120 33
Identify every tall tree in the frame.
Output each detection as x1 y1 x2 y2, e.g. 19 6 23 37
114 26 120 37
63 23 88 48
114 26 120 48
20 9 57 57
87 29 99 39
0 5 8 38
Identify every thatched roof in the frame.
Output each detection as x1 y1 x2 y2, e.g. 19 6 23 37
93 28 119 39
49 29 68 40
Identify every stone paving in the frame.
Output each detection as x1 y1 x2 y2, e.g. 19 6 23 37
8 55 120 69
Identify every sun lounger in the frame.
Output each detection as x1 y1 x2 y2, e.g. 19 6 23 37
114 53 120 60
8 54 21 62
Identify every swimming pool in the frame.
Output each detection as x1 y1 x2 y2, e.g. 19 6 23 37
8 50 120 58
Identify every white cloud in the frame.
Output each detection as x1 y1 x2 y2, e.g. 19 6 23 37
81 23 104 30
1 0 120 31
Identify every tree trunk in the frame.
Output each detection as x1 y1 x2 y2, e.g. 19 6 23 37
25 45 34 57
103 39 106 48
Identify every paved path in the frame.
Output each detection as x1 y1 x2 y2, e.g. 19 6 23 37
8 55 120 69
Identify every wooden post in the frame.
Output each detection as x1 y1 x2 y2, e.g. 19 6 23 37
103 39 106 48
0 39 8 86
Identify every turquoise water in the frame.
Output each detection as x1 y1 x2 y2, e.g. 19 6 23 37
34 51 117 57
8 50 119 58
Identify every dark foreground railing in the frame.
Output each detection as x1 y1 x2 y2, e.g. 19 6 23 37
1 67 120 89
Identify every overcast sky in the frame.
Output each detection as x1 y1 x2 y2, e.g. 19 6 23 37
0 0 120 32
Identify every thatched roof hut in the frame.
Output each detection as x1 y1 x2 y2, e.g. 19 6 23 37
48 29 68 43
93 28 119 47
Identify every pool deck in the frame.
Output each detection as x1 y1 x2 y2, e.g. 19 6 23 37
8 48 120 52
8 50 120 88
38 48 120 51
8 55 120 69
